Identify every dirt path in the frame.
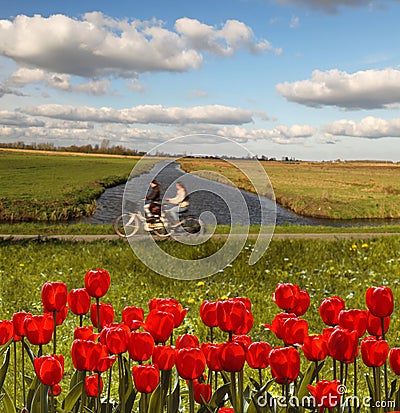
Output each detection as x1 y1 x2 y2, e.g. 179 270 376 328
1 232 399 242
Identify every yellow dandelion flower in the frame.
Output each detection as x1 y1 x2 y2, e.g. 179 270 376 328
361 243 369 248
197 281 205 287
19 263 25 267
220 295 229 300
187 298 195 304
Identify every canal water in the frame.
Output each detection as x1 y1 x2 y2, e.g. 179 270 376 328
81 161 400 227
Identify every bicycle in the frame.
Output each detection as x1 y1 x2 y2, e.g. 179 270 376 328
113 204 204 239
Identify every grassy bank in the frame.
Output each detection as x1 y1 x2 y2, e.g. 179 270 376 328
0 150 157 222
179 158 400 220
1 222 400 235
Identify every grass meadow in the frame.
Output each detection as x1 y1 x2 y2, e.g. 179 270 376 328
0 150 156 222
179 158 400 220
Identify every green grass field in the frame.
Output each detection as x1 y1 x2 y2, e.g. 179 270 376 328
180 158 400 220
0 150 156 221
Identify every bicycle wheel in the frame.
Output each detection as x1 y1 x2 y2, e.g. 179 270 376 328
152 223 170 238
114 213 140 238
181 217 204 235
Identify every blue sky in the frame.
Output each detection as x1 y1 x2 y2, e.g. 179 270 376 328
0 0 400 160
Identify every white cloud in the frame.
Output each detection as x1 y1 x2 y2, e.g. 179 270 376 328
0 110 44 127
20 104 268 125
276 68 400 109
7 68 111 95
290 17 300 28
190 90 209 98
0 12 278 82
324 116 400 138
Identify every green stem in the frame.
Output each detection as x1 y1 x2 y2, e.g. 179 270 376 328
22 338 26 407
188 379 195 413
258 368 263 387
230 372 237 411
96 298 101 332
118 354 125 413
53 311 57 355
238 370 244 413
333 359 337 381
79 314 83 327
381 317 389 404
210 327 214 343
13 341 17 407
80 372 87 413
285 380 290 413
354 358 357 401
315 360 319 383
97 373 101 413
107 364 112 413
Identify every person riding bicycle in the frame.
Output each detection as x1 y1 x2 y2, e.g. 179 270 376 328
144 180 161 218
165 181 189 227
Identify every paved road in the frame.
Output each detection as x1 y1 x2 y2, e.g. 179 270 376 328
1 232 399 242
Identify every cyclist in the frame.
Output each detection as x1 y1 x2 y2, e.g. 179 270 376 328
165 181 189 227
144 180 161 218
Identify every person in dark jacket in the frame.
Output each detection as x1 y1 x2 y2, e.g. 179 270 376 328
144 180 161 217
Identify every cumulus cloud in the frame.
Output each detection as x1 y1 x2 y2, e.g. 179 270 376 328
0 83 25 97
0 110 44 127
7 68 111 95
276 68 400 109
175 18 281 56
0 12 278 80
324 116 400 138
20 104 267 125
275 0 395 14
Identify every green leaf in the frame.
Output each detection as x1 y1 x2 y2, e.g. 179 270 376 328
0 340 12 358
0 389 17 413
62 380 83 412
27 375 40 411
365 373 375 399
166 369 180 413
22 339 36 365
389 378 397 399
297 361 316 401
206 383 230 410
0 347 11 389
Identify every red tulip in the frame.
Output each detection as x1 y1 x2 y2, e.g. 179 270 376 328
34 354 64 386
152 345 176 370
361 336 389 367
46 306 68 326
176 334 199 350
338 309 367 337
67 288 91 316
144 309 174 343
49 383 62 396
292 289 310 316
201 343 223 372
218 409 234 413
366 286 394 318
269 347 300 384
389 348 400 375
149 298 188 328
0 320 13 345
272 283 300 311
90 303 114 329
200 300 218 327
24 313 54 345
302 335 328 361
105 325 130 354
132 364 160 393
74 326 97 341
232 335 252 350
85 374 103 397
176 347 206 380
193 381 212 404
307 380 341 411
128 331 155 362
327 328 358 363
122 306 144 330
85 268 111 298
263 312 297 340
366 311 390 337
319 296 345 326
71 339 116 372
280 317 308 346
12 311 31 341
219 341 246 372
217 298 253 335
41 282 67 312
246 341 271 369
